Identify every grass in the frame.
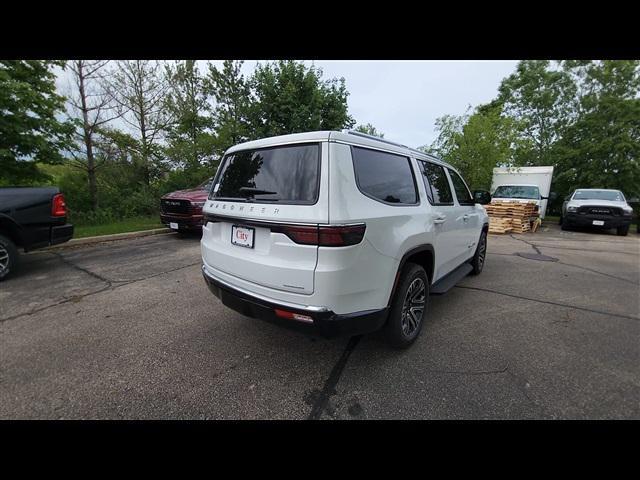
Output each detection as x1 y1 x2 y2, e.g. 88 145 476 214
73 216 164 239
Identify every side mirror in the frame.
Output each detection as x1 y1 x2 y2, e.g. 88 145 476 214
542 192 557 201
473 190 491 205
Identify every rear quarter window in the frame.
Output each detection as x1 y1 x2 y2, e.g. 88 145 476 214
351 146 418 205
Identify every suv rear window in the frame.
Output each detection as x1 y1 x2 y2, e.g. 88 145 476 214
351 147 418 205
211 143 320 204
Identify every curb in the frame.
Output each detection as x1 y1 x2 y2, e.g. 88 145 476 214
43 227 174 250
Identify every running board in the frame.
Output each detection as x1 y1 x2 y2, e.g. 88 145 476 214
430 262 473 295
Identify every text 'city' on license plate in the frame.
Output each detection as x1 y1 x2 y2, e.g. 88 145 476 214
232 225 255 248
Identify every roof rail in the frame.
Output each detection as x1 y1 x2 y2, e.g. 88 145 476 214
345 130 408 149
344 130 446 164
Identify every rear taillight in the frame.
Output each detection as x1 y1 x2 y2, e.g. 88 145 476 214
51 193 67 217
319 225 366 246
274 224 366 247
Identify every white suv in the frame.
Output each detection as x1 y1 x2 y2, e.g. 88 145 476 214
201 131 490 348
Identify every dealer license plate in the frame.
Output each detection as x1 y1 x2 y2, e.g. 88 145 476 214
231 225 255 248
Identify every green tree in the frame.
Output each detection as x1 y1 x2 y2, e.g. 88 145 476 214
554 60 640 197
207 60 253 156
164 60 216 172
250 60 355 138
354 123 384 138
424 104 515 190
497 60 576 167
0 60 74 185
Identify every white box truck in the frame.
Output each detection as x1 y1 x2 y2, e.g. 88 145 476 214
490 166 554 218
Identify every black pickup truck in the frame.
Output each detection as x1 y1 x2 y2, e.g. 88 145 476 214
0 187 74 280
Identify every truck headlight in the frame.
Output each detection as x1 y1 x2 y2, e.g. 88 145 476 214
567 206 578 213
622 208 633 216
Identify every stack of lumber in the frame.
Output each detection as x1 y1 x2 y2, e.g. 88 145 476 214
485 201 537 234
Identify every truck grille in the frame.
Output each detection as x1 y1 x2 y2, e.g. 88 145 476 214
578 206 621 216
161 199 193 215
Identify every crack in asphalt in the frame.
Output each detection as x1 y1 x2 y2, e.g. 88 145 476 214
49 251 114 287
531 243 639 256
0 257 202 324
509 234 542 254
307 335 362 420
508 234 639 285
455 285 640 322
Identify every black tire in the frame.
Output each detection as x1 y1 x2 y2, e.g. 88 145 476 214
561 221 571 231
383 263 428 349
617 225 629 236
0 233 19 281
469 229 487 275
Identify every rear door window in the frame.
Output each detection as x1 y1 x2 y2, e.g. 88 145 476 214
447 169 474 205
351 146 418 205
211 143 320 204
419 161 453 205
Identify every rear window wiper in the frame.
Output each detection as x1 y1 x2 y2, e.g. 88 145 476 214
239 187 278 196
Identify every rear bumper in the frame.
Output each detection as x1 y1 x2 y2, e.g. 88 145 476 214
51 223 74 245
565 213 631 229
23 223 73 252
201 265 388 338
160 213 203 230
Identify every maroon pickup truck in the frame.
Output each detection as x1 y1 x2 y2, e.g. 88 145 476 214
160 178 212 233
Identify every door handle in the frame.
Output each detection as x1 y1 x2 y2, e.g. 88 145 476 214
462 214 470 222
433 215 447 224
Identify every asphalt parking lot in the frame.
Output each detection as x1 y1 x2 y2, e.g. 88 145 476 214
1 225 639 419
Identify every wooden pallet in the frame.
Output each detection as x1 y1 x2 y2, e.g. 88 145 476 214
488 217 513 234
486 201 537 234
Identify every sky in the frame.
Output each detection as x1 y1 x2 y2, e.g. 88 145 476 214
206 60 519 148
57 60 519 149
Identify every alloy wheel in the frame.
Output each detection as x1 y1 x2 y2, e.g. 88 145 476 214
478 232 487 270
0 244 9 277
401 277 426 337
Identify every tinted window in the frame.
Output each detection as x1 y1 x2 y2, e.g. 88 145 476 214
212 144 320 204
448 169 474 204
352 147 417 204
420 161 453 205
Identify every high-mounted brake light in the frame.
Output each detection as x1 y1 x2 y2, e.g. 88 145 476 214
51 193 67 217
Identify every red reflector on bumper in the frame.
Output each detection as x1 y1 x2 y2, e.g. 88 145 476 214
274 309 314 324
